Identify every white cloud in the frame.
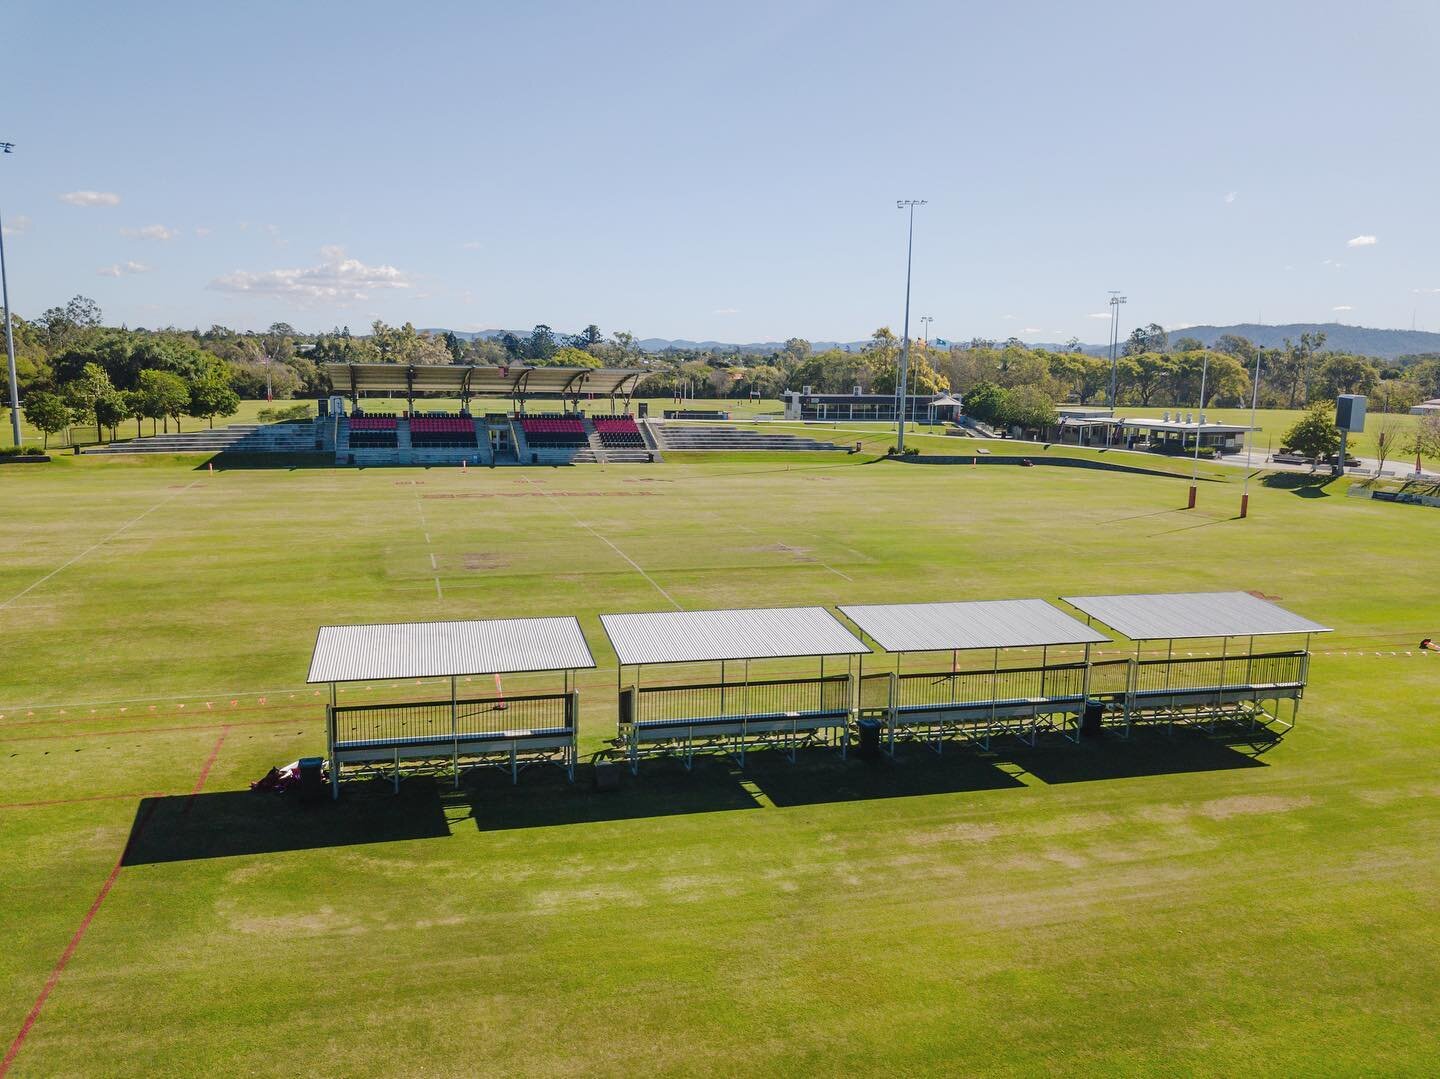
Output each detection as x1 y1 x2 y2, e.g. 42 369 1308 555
1086 312 1112 319
1 214 29 237
1332 304 1353 311
1224 191 1237 204
713 307 738 315
1413 287 1440 294
208 246 413 304
121 224 177 241
96 261 151 277
1021 327 1044 334
1001 313 1018 320
59 190 121 207
194 226 212 238
461 241 482 250
1346 234 1377 247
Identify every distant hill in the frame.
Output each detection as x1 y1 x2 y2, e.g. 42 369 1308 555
420 323 1440 361
1063 323 1440 361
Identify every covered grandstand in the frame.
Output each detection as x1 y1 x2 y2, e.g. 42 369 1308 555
601 607 871 771
1061 591 1330 736
308 617 595 797
323 362 646 414
839 600 1111 752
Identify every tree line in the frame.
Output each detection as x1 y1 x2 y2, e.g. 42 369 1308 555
8 297 1440 447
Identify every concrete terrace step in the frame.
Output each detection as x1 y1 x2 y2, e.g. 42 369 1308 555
84 423 321 454
649 423 846 452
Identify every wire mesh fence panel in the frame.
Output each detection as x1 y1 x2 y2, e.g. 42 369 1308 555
895 663 1087 710
635 676 849 724
1133 651 1306 695
859 673 893 710
333 692 571 746
1087 660 1132 697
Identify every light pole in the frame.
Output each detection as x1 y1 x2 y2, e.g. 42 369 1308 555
920 315 933 346
1188 352 1209 509
895 199 926 452
1106 291 1126 411
1 141 19 447
1240 348 1262 518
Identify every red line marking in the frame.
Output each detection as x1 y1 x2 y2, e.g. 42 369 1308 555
1 728 232 1074
0 791 166 811
183 728 229 814
0 797 158 1077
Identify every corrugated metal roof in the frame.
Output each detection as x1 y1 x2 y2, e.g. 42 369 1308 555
307 617 596 683
323 363 644 398
839 599 1110 653
600 607 870 666
1060 592 1331 641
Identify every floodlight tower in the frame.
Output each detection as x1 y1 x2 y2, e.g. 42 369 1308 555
0 141 19 447
920 315 933 345
895 199 926 452
1106 291 1127 411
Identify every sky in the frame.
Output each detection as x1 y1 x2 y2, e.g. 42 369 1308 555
4 0 1439 343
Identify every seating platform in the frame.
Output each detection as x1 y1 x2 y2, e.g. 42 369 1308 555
348 414 398 448
410 414 478 448
593 415 645 448
521 415 587 447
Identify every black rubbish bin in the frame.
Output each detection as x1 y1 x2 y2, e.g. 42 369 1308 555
298 756 326 804
1081 700 1105 739
857 718 883 760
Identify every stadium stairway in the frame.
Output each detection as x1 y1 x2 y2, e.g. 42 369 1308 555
510 417 600 465
83 422 322 455
646 422 846 453
582 416 662 463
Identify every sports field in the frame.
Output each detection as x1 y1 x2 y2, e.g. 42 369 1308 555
3 449 1438 1076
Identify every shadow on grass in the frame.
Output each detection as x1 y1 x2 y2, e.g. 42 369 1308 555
195 452 335 471
745 746 1023 807
1261 471 1336 498
122 731 1277 862
122 778 452 865
1007 728 1270 785
461 756 762 832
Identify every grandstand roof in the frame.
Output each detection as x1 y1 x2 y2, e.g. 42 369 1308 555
839 599 1109 653
307 617 596 683
324 363 645 397
1060 592 1331 641
600 607 869 666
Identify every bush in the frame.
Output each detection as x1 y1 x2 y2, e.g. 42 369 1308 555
0 444 46 457
258 402 314 423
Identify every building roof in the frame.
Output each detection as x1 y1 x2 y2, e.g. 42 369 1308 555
1060 591 1331 641
1118 417 1252 434
839 599 1109 653
325 363 645 398
306 617 596 683
600 607 869 666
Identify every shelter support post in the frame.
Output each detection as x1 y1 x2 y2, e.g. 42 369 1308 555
328 682 338 799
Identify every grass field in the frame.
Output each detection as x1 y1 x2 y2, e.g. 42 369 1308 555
3 450 1439 1075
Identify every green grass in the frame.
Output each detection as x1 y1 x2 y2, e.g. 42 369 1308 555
2 451 1439 1075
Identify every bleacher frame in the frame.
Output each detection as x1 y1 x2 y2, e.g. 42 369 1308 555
1062 592 1329 739
841 601 1109 754
307 617 596 798
601 607 870 773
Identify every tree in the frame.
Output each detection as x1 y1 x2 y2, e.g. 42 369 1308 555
442 331 465 364
1281 404 1340 461
961 381 1007 426
525 324 558 362
1373 413 1403 475
189 372 241 428
35 295 103 352
1213 334 1258 366
568 324 604 352
1274 331 1326 408
137 369 189 435
1122 323 1168 356
24 391 71 449
1315 353 1379 397
1172 336 1204 353
547 345 601 370
1120 353 1169 406
997 384 1057 433
64 362 123 443
1406 413 1440 470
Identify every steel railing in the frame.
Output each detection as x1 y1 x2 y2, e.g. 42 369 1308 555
625 675 850 727
331 691 572 748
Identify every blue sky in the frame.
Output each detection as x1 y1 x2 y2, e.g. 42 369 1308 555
4 0 1438 342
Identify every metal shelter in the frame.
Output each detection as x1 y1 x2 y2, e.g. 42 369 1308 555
1061 591 1331 736
600 607 870 771
308 617 596 797
839 600 1111 752
323 363 647 414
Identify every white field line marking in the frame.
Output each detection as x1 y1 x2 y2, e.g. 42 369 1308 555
519 476 681 609
429 553 437 570
0 480 201 611
434 577 444 600
820 562 854 582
